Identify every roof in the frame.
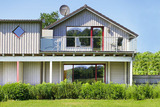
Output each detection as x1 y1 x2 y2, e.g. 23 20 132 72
0 19 42 23
46 5 138 37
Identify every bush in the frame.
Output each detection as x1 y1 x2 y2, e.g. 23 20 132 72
0 86 4 101
1 81 160 101
55 80 81 99
35 83 55 99
2 82 30 100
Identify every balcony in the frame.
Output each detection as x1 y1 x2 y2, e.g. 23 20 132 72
40 36 137 52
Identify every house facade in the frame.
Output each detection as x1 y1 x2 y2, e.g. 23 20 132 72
0 5 138 85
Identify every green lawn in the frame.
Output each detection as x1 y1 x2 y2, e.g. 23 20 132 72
1 99 160 107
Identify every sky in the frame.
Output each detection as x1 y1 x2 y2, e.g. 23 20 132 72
0 0 160 53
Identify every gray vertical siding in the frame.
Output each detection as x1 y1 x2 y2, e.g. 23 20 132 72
53 10 131 51
23 62 41 85
3 62 17 84
0 62 3 85
110 62 125 84
0 22 41 54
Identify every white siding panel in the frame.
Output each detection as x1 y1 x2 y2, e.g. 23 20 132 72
23 62 41 85
19 62 23 82
52 62 60 83
0 62 3 85
3 62 17 84
110 62 125 84
45 62 50 83
0 23 41 54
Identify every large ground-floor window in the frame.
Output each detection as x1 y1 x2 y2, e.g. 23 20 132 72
64 64 106 83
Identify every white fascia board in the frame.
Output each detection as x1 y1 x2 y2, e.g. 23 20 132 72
0 56 132 62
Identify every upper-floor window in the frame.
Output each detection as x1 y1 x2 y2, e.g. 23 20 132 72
66 27 91 47
12 26 25 38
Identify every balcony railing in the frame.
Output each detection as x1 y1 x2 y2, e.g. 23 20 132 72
41 36 137 52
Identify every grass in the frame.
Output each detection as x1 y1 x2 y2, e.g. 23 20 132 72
1 99 160 107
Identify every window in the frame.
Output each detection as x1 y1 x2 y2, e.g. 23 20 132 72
12 26 25 38
64 64 105 84
66 27 91 47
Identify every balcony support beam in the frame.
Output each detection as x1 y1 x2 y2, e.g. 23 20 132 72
0 56 132 62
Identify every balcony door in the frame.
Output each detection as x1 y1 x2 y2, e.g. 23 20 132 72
91 26 104 51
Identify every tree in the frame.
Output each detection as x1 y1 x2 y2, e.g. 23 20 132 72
40 11 59 28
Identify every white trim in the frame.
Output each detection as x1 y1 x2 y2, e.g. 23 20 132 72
60 62 62 82
50 61 52 83
43 62 45 82
105 63 108 84
0 56 132 62
130 60 133 86
124 62 127 84
108 62 110 83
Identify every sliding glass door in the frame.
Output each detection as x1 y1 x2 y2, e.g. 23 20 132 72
64 64 106 84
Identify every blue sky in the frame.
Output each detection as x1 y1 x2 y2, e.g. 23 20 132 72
0 0 160 53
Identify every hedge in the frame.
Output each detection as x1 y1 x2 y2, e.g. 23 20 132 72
1 81 160 101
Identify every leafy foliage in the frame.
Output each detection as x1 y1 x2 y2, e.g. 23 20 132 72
133 51 160 75
40 11 59 28
1 81 160 101
0 86 4 101
2 83 30 100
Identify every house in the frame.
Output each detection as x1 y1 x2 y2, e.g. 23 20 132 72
0 5 138 85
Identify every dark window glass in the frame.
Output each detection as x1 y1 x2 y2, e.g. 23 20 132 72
93 28 102 51
66 27 91 47
64 64 104 84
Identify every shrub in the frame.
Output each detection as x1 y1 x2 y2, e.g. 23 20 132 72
0 86 4 101
1 81 160 101
55 80 81 99
152 83 160 98
35 83 55 99
2 82 30 100
104 83 126 99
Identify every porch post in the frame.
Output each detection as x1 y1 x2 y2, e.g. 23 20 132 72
130 60 133 86
60 62 61 82
105 63 108 84
108 62 110 83
50 61 52 83
43 62 45 82
124 62 127 84
17 61 19 82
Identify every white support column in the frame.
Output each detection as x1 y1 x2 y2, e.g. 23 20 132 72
43 62 45 83
124 62 127 84
50 61 52 83
60 62 62 82
105 63 108 84
108 62 110 83
130 60 133 86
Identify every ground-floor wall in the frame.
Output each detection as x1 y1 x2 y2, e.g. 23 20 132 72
0 61 131 85
45 62 63 83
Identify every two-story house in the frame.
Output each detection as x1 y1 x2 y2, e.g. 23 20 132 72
0 5 138 85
